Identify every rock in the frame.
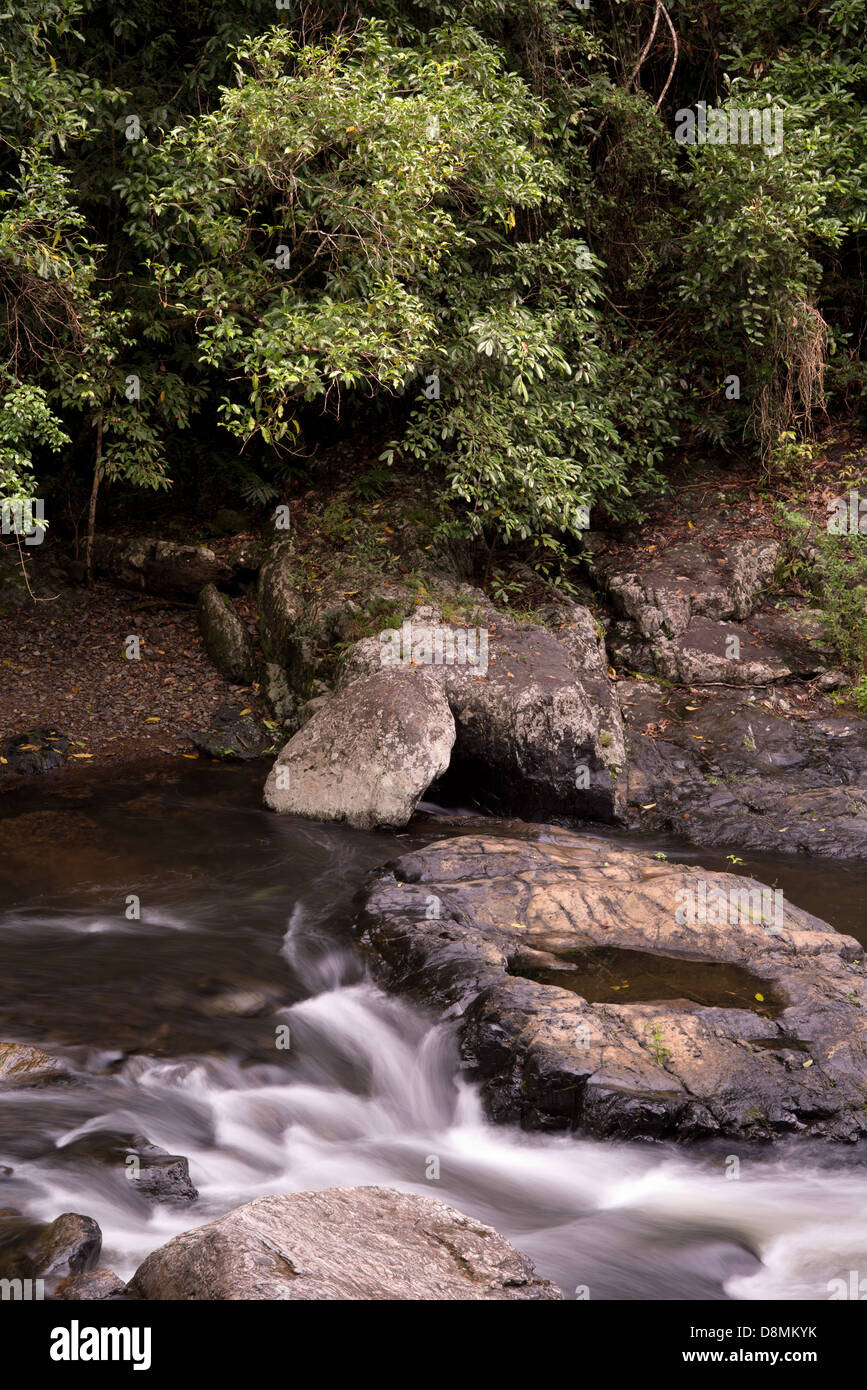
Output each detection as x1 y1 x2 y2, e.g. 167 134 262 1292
261 661 298 730
0 1211 101 1280
818 669 848 691
359 830 867 1141
128 1186 561 1300
1 729 69 775
338 601 626 822
52 1268 130 1300
58 1132 198 1205
197 584 255 683
620 680 867 856
92 536 234 599
593 536 779 642
265 669 455 828
191 703 271 761
257 535 305 669
0 1042 69 1087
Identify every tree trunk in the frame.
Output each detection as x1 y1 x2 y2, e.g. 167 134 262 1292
85 415 103 585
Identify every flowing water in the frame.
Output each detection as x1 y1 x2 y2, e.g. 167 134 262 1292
1 760 865 1300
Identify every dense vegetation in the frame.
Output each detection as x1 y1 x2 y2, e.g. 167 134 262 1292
1 0 865 568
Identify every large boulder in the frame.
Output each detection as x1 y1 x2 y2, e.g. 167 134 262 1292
339 601 626 822
128 1187 561 1300
264 669 455 828
359 830 867 1141
197 584 255 684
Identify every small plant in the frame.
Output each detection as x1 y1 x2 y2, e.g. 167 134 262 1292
644 1021 671 1067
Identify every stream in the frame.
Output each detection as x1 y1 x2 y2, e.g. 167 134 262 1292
1 759 865 1301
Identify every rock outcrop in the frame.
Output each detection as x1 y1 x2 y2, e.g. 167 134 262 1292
129 1186 561 1300
360 830 867 1141
621 680 867 856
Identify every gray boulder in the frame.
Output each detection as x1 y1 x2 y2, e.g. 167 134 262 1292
129 1186 561 1300
339 601 626 822
264 669 455 828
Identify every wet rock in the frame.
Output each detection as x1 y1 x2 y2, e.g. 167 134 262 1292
1 729 68 775
360 831 867 1141
620 681 867 856
0 1211 101 1280
58 1132 198 1205
52 1268 130 1300
191 703 271 761
197 584 255 684
92 536 234 599
0 1042 69 1087
265 669 455 828
129 1186 561 1300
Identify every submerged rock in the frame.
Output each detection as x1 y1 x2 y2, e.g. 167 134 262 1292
265 669 455 828
359 830 867 1142
129 1186 561 1300
52 1268 131 1300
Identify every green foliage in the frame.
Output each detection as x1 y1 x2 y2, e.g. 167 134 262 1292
776 502 867 680
0 0 866 545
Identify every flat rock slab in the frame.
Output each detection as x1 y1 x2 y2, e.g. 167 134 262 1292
360 831 867 1141
129 1186 561 1300
621 681 867 856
